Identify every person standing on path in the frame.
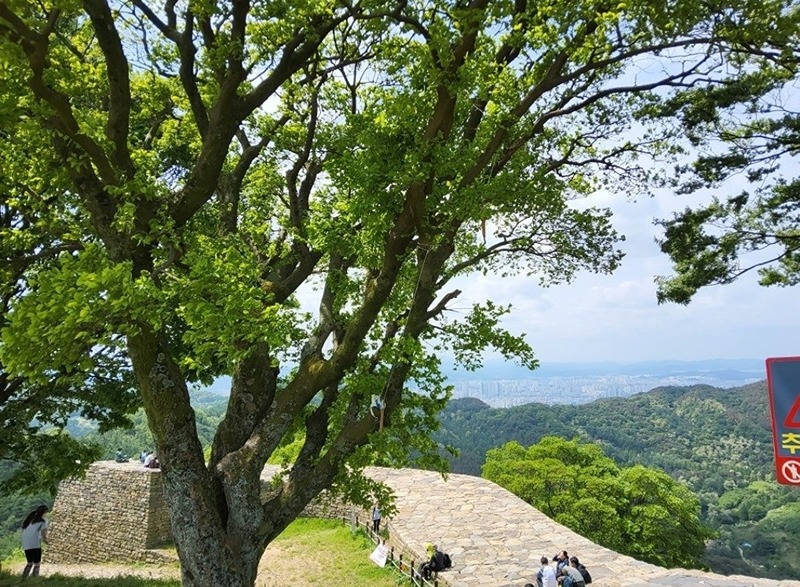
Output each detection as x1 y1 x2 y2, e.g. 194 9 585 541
21 505 49 578
372 501 382 533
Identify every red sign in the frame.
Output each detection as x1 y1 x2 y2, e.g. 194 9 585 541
766 357 800 485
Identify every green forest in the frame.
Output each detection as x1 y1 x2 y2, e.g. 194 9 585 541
434 381 800 579
2 381 797 580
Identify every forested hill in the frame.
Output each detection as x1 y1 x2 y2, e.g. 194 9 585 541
437 381 773 494
436 381 800 579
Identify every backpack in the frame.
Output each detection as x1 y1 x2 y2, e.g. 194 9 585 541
442 553 452 569
577 564 592 584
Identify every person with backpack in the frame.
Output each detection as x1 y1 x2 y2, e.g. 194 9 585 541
21 505 49 578
569 556 592 584
419 543 450 580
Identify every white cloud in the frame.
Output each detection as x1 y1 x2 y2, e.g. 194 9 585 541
458 190 800 363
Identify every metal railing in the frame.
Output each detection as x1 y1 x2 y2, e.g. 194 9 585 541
346 514 445 587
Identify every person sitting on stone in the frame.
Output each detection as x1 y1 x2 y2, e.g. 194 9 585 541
537 555 557 587
569 556 592 584
553 550 569 576
418 543 445 580
558 563 586 587
143 451 160 469
114 448 129 463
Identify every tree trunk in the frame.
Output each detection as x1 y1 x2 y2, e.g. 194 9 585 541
160 471 263 587
127 329 267 587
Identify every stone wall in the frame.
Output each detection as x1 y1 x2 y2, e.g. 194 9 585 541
49 462 365 565
48 461 171 564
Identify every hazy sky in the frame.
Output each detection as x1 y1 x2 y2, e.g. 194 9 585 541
459 188 799 364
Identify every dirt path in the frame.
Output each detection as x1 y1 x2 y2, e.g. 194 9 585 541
4 561 181 581
4 543 301 585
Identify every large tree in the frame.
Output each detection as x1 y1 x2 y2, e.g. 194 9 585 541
482 437 714 568
0 1 791 585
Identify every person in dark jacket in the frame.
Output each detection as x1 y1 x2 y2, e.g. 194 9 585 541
569 556 592 584
419 543 446 580
553 550 569 575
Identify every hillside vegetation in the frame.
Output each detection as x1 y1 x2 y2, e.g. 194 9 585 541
436 381 799 579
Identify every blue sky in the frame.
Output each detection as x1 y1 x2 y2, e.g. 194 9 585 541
461 189 800 364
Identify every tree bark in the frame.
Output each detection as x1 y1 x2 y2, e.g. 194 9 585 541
127 329 268 587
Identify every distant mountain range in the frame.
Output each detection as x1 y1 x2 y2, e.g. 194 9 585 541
201 358 768 407
441 358 766 407
444 357 766 378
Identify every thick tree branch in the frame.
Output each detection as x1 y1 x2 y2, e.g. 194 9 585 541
0 9 117 185
83 0 135 178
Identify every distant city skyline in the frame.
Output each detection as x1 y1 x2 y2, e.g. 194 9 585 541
442 358 766 407
203 358 768 397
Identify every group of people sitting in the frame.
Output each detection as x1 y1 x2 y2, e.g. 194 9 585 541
413 545 590 585
114 449 161 468
526 550 592 587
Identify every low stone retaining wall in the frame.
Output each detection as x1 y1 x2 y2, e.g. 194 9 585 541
49 462 797 587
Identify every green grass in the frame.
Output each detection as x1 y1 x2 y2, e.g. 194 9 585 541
269 518 399 586
0 518 398 586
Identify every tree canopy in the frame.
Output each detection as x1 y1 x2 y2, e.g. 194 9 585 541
0 0 795 585
482 436 715 568
654 15 800 303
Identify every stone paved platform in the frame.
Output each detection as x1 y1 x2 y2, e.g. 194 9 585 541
358 467 800 587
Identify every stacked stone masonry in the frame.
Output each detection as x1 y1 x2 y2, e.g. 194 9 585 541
49 462 800 587
48 461 171 564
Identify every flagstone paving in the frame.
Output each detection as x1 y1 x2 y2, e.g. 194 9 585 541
358 467 800 587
